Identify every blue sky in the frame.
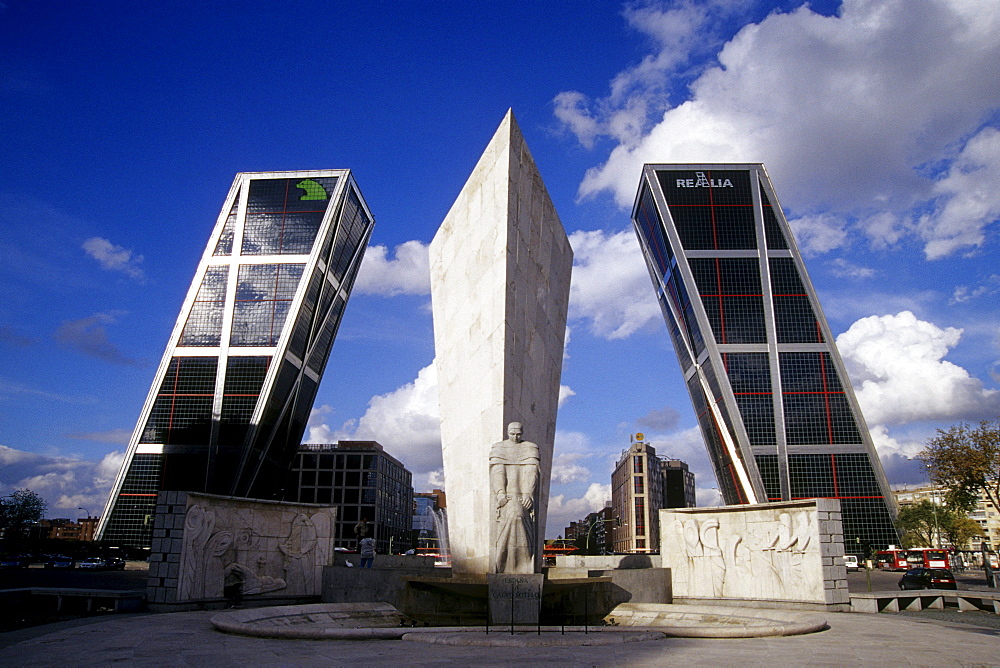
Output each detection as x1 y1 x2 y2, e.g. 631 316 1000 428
1 1 998 536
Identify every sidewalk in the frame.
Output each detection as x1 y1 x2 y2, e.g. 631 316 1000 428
3 607 1000 666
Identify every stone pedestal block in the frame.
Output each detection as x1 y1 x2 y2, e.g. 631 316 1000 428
488 573 543 626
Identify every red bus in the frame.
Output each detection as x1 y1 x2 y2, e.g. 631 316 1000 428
877 548 950 570
876 550 908 570
906 548 950 569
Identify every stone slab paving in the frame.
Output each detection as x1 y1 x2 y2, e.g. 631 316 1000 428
3 609 1000 666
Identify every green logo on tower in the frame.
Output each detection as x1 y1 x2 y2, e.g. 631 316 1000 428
296 179 328 200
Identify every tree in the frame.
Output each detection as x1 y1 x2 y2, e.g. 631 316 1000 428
943 515 986 550
0 489 47 548
919 420 1000 512
895 499 985 549
896 500 943 548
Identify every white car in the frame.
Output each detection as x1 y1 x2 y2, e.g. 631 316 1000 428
843 555 861 571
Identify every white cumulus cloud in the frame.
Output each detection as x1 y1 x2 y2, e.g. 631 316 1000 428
354 240 431 296
836 311 1000 426
557 0 1000 258
307 364 442 483
82 237 145 280
568 229 660 339
0 445 124 517
546 482 612 536
918 127 1000 260
550 452 592 485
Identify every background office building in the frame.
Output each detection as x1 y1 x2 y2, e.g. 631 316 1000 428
289 441 414 555
611 438 695 553
98 171 374 547
631 163 898 550
564 505 616 555
662 458 696 510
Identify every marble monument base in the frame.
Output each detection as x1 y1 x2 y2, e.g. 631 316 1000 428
488 573 544 626
392 572 623 626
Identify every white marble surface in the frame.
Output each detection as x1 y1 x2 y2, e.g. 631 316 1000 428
430 110 572 573
660 499 849 605
176 493 336 601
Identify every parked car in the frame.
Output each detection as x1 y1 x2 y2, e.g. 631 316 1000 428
898 567 957 590
844 555 861 571
102 557 127 570
44 554 75 569
0 554 31 569
77 557 106 570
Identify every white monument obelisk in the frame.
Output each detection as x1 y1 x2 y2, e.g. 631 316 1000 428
430 109 573 574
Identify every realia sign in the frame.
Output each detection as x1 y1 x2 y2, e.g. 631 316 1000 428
675 171 733 188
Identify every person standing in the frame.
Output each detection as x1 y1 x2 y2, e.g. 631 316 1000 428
359 536 376 568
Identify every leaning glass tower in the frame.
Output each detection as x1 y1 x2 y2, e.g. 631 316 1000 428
97 171 374 547
631 163 899 551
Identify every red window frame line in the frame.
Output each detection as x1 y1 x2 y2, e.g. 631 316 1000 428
233 293 294 345
708 172 719 252
160 358 215 443
789 495 883 500
702 293 764 297
831 453 840 497
773 292 823 342
783 391 843 395
714 256 724 341
245 208 326 215
820 354 834 444
246 179 324 251
233 297 292 302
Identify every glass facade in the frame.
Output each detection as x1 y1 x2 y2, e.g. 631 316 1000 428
99 171 374 547
632 164 899 550
289 441 414 555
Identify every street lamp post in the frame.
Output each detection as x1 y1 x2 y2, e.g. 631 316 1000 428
925 466 940 548
78 507 91 520
586 516 621 555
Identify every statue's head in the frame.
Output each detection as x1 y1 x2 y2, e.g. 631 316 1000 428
507 422 523 443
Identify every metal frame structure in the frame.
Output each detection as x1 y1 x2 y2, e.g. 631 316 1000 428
631 163 899 550
98 170 374 546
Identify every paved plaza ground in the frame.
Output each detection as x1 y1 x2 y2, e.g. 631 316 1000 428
3 566 999 665
3 606 1000 666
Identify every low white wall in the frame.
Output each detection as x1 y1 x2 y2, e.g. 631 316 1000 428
660 499 848 606
552 554 660 570
148 491 336 604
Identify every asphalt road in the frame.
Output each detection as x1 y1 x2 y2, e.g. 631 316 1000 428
0 564 149 591
846 566 997 592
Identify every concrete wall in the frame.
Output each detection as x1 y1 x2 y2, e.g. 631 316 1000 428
147 491 336 605
323 563 446 609
552 554 660 571
660 499 849 607
548 555 671 605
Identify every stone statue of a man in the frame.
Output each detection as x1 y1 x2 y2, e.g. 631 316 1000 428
490 422 540 573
